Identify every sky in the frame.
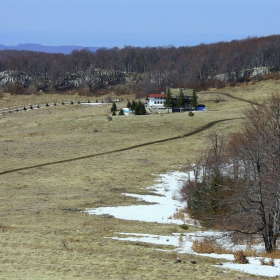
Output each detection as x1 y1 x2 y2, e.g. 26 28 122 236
1 0 280 48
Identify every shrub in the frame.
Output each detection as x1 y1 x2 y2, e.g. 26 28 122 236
30 105 33 109
268 258 275 266
46 103 49 107
179 224 189 230
192 238 216 254
107 115 113 121
54 103 56 106
37 105 40 108
71 101 74 105
260 258 275 266
188 111 194 117
62 102 64 105
111 102 117 113
234 250 249 264
192 237 231 255
23 106 27 111
118 108 124 115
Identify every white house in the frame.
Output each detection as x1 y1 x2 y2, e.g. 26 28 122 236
146 93 166 110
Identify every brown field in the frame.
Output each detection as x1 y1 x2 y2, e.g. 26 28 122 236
0 80 279 279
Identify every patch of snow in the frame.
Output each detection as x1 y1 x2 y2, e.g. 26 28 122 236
220 260 280 277
86 171 196 225
112 232 280 277
86 171 280 277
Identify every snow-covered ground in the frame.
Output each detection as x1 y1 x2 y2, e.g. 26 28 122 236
87 171 195 225
86 171 280 277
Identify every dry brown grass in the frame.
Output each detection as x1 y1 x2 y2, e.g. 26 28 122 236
191 237 234 255
192 238 218 254
259 257 275 266
0 81 279 279
234 250 249 264
191 236 280 263
259 249 280 259
192 238 259 256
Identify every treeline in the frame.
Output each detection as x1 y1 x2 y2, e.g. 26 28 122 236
1 35 280 95
180 94 280 253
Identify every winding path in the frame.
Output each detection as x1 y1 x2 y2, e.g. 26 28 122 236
201 91 259 106
0 117 242 175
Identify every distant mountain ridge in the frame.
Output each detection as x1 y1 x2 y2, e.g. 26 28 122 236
0 43 100 54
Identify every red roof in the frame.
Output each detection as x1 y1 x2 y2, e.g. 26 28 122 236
147 93 166 98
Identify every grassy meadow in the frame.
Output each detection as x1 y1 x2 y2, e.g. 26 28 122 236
0 79 280 279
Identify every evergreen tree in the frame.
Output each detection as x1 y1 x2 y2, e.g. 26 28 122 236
177 89 186 109
134 100 140 115
139 102 146 115
119 108 124 115
132 100 146 115
131 100 136 111
164 87 173 113
190 89 198 110
127 100 131 108
111 102 117 113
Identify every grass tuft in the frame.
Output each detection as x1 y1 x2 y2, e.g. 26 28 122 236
233 250 249 264
192 237 220 254
260 257 275 266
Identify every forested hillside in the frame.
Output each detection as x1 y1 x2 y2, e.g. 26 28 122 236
1 35 280 97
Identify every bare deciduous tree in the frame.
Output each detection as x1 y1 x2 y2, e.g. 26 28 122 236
225 94 280 252
182 94 280 253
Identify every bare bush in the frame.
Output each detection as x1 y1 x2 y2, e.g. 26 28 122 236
234 250 249 264
192 237 221 254
260 257 275 266
182 94 280 253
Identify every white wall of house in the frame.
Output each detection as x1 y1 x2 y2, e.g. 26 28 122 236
147 97 165 108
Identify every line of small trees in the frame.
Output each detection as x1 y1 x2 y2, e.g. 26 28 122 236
110 102 124 116
164 88 198 112
126 100 146 115
181 94 280 253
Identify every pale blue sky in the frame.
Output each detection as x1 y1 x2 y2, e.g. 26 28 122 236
1 0 279 48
